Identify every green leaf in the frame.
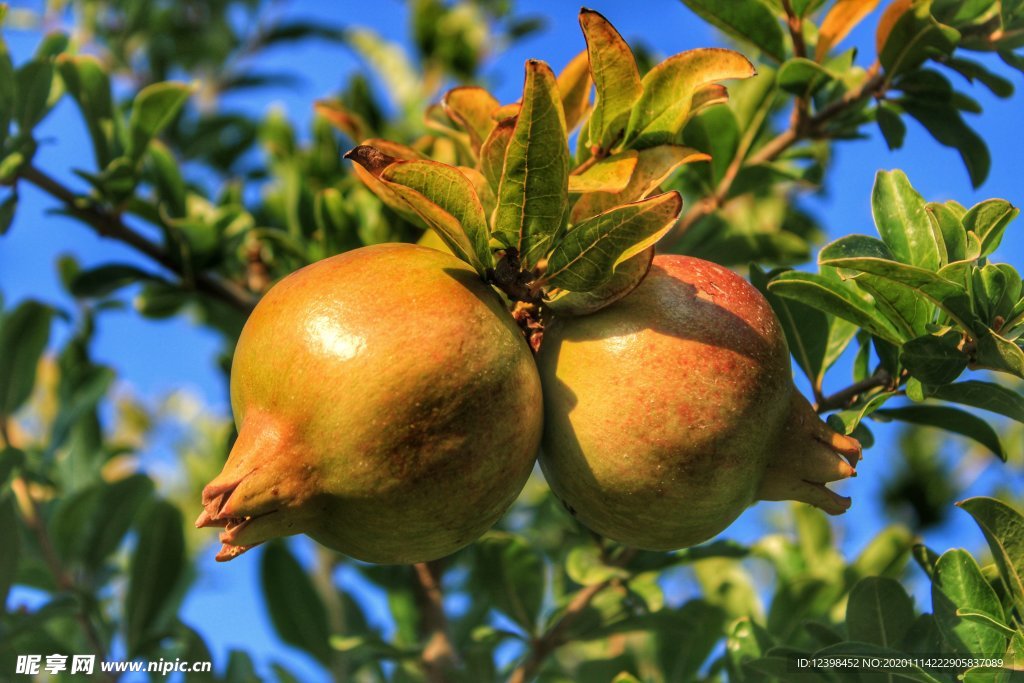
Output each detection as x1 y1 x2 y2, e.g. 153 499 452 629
944 56 1014 98
962 199 1019 258
568 151 638 193
56 55 117 167
0 300 53 416
820 234 896 264
546 247 654 316
678 0 786 62
726 617 775 681
925 380 1024 423
874 405 1005 460
872 170 941 271
125 500 186 656
14 60 54 131
565 546 630 586
0 493 19 607
624 48 755 149
544 192 681 292
902 99 989 188
877 102 907 150
346 146 491 273
900 332 967 384
817 256 977 332
474 532 545 634
879 1 959 77
491 59 569 267
126 82 192 162
932 549 1007 657
768 271 904 345
828 391 895 434
557 49 592 132
69 264 162 299
956 497 1024 614
847 577 915 647
261 541 332 664
973 328 1024 379
0 192 16 236
850 526 914 579
579 9 643 151
778 57 837 95
480 117 516 197
927 201 966 263
810 642 946 682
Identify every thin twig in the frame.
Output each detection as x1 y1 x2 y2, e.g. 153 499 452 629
815 368 894 414
412 561 458 683
18 165 257 314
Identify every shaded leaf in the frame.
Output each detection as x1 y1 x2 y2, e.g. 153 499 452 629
678 0 786 61
925 380 1024 423
900 332 967 384
546 248 654 316
70 264 162 299
474 532 545 634
875 405 1005 460
125 500 186 656
927 201 966 263
932 549 1007 657
902 98 989 188
847 577 915 647
0 494 19 607
127 82 192 162
545 192 681 292
879 1 959 76
0 300 53 416
261 541 332 664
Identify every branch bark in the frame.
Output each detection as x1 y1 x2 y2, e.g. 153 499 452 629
815 368 894 414
19 165 257 314
412 561 458 683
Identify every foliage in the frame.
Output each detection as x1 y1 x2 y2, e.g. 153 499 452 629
1 0 1023 681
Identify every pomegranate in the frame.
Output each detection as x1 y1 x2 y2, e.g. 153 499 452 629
197 243 542 563
538 255 861 550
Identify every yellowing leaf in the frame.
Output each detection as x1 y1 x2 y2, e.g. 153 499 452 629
557 49 592 133
571 145 708 223
346 145 491 273
579 8 642 152
314 100 370 142
442 86 499 156
691 83 730 113
624 48 755 149
816 0 883 61
568 151 638 193
480 117 516 196
546 247 654 316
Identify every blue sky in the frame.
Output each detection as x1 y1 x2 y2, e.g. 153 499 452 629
2 1 1023 680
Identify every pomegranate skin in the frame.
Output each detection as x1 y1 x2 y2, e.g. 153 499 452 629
200 243 543 563
538 254 856 550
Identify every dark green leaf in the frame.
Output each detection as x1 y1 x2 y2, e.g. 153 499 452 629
579 9 643 151
778 58 837 95
875 405 1005 460
544 192 681 292
872 170 941 271
847 577 915 647
900 332 967 384
125 500 186 656
0 494 19 607
902 99 989 188
943 56 1014 98
925 380 1024 423
678 0 786 62
70 264 161 299
879 2 959 76
261 541 332 664
956 497 1024 613
492 60 569 267
0 192 16 236
15 60 54 131
974 328 1024 379
56 54 117 167
828 391 895 434
877 102 907 150
473 532 545 634
932 549 1007 657
0 300 53 416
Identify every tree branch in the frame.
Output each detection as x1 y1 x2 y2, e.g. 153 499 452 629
18 165 257 314
815 368 894 414
412 561 457 683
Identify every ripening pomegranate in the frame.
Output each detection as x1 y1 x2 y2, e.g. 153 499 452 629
197 243 543 563
538 255 861 550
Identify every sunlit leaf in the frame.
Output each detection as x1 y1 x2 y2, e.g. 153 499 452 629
579 8 643 151
816 0 883 60
557 49 592 132
962 199 1018 258
442 86 499 155
547 247 654 316
568 151 638 193
957 497 1024 613
624 48 754 149
932 549 1008 657
872 170 941 271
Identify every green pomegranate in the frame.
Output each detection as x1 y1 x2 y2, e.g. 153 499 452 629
197 243 543 563
538 255 861 550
